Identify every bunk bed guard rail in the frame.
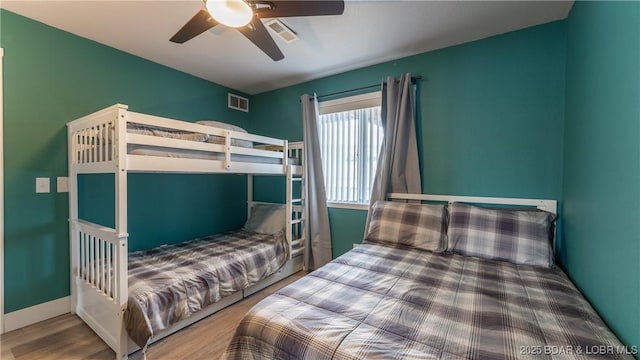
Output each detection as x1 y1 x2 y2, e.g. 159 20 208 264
67 104 293 174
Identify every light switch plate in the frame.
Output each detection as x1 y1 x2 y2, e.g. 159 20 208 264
57 177 69 193
36 177 50 193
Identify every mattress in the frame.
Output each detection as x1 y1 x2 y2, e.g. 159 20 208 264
128 123 255 147
223 243 634 360
128 145 300 165
75 124 299 166
124 230 288 348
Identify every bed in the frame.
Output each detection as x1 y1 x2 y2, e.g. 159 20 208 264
66 104 306 359
223 194 635 360
123 229 288 350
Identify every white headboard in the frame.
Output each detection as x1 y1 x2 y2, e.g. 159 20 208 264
386 193 557 215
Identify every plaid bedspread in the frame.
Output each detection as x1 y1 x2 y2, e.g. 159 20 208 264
223 243 633 359
124 230 287 348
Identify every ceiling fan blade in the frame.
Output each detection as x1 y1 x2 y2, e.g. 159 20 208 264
238 17 285 61
254 1 345 18
170 9 219 43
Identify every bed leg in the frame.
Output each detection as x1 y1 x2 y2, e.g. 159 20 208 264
116 314 129 360
116 341 128 359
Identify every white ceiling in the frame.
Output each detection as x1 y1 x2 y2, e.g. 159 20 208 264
1 1 573 94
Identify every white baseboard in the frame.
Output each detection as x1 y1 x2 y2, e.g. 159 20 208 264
4 297 70 333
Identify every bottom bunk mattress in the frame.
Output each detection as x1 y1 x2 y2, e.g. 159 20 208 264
223 243 633 360
124 230 288 348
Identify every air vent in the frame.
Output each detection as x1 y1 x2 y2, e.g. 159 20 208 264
265 19 298 43
228 93 249 112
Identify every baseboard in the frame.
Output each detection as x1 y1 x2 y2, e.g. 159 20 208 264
4 296 70 332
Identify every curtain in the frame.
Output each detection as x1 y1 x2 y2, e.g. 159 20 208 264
365 73 421 232
301 94 333 270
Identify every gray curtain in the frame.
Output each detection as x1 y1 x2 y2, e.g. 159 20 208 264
365 73 421 232
301 94 333 270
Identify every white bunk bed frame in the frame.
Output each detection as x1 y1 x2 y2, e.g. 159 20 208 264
67 104 305 359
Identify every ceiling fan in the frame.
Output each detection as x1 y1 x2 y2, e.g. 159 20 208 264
170 0 345 61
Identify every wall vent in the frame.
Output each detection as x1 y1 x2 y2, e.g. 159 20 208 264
265 19 298 43
228 93 249 112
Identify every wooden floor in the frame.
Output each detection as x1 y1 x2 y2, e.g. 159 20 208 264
1 271 305 360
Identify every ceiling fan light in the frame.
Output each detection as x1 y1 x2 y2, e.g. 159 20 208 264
207 0 253 28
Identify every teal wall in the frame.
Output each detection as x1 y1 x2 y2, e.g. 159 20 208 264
328 208 368 258
0 10 250 312
2 3 637 350
563 1 640 348
250 21 568 258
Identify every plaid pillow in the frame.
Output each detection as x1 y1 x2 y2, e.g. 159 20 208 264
447 202 556 267
364 201 447 253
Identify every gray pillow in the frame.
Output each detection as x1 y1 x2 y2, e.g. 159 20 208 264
364 201 447 253
447 202 556 267
243 203 286 235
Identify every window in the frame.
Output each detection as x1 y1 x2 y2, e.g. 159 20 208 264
318 92 383 208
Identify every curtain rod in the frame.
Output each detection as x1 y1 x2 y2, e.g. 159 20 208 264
308 75 422 102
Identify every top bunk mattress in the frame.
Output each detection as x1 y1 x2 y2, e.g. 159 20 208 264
126 123 301 165
223 243 634 360
124 229 288 349
127 122 254 148
127 144 300 165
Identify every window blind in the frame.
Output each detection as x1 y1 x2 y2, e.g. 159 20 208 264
318 98 382 204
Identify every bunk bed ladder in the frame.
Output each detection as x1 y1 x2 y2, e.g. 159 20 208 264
287 142 305 260
246 141 305 262
286 169 305 259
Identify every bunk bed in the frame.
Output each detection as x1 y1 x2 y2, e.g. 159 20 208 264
67 104 306 359
224 194 635 360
